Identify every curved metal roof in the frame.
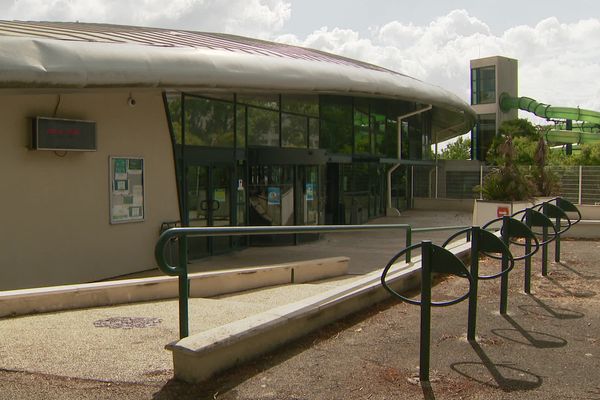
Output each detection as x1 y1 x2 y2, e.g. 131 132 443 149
0 20 475 139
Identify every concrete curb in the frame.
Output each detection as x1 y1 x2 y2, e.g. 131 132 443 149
562 220 600 239
0 257 349 317
167 241 471 383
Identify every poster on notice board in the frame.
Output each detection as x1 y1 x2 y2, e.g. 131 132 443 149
267 187 281 205
110 156 144 224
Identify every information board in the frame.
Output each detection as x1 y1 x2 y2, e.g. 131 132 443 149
110 157 144 224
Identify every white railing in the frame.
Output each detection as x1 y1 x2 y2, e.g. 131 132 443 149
409 161 600 205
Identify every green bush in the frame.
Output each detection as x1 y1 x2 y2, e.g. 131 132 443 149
477 136 536 201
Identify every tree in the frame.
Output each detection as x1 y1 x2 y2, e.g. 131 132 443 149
569 143 600 165
482 119 561 198
486 119 538 165
498 118 537 138
477 136 535 201
532 137 560 196
439 136 471 160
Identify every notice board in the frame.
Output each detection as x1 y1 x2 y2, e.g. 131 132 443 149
110 156 144 224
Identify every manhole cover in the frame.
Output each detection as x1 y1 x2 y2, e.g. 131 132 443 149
93 317 163 329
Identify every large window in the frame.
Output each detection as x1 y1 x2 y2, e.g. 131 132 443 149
164 92 430 161
340 162 386 224
353 99 370 154
320 95 353 154
281 113 307 148
472 113 496 161
247 107 279 146
165 93 182 144
281 94 319 149
184 96 235 147
471 66 496 105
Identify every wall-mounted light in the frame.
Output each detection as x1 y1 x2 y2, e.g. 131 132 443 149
127 96 137 107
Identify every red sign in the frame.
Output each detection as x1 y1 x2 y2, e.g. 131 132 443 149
497 207 510 217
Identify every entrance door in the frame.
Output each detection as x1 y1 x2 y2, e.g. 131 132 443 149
186 164 233 258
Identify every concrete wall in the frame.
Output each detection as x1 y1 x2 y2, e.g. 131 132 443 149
0 90 180 290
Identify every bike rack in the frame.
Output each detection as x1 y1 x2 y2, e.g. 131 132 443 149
515 208 559 285
381 240 473 383
534 197 581 264
443 226 521 341
377 199 581 384
552 197 582 262
482 216 540 314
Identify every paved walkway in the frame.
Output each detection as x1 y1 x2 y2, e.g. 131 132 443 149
0 210 472 395
0 275 363 383
124 210 473 277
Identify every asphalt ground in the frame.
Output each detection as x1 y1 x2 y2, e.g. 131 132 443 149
1 210 598 399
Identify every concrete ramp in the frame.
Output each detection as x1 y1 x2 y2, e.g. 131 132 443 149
167 241 471 383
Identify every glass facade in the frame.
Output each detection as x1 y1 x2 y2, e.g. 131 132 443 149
164 91 436 254
320 95 353 154
471 66 496 105
185 96 235 147
472 113 497 161
247 107 279 146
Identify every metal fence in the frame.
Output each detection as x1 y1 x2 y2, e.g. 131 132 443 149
410 161 600 205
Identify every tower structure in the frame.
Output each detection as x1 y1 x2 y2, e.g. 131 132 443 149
470 56 518 161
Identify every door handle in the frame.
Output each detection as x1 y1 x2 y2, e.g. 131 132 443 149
200 200 209 211
211 199 221 211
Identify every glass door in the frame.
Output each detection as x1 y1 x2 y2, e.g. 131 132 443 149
186 164 233 259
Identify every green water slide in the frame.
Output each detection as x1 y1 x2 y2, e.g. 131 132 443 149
499 93 600 145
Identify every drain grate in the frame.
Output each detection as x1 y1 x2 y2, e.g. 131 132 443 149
93 317 163 329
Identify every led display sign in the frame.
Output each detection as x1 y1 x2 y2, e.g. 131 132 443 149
32 117 96 151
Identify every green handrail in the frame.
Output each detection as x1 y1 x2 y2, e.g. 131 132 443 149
155 223 470 338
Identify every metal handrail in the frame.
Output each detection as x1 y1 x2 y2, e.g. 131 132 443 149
155 223 470 338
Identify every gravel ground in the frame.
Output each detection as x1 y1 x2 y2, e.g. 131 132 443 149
1 238 598 399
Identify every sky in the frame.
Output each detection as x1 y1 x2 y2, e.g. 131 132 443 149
1 0 599 120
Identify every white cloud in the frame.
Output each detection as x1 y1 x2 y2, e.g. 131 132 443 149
276 10 600 115
0 0 291 38
1 4 598 116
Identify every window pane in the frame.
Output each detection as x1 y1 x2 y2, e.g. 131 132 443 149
372 113 386 156
165 93 182 144
248 107 279 146
354 107 370 154
472 66 496 105
384 118 398 158
237 94 279 110
187 92 234 102
309 117 319 149
185 96 234 147
281 94 319 117
282 113 307 148
477 113 496 161
236 105 246 148
320 95 353 154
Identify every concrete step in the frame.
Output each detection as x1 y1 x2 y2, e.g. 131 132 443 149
0 257 349 317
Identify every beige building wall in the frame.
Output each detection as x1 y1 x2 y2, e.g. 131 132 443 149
0 90 180 290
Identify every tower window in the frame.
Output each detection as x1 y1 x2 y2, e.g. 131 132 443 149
471 66 496 105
